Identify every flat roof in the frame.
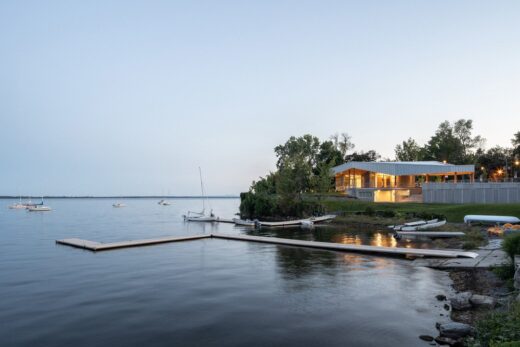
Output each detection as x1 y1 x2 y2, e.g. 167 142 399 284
332 161 474 176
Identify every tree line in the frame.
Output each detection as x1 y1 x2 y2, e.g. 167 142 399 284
240 120 520 218
395 119 520 180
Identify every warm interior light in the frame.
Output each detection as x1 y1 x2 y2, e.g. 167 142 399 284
480 166 485 170
497 169 503 175
516 160 520 166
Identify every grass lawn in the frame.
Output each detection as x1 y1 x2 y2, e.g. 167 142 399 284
322 199 520 223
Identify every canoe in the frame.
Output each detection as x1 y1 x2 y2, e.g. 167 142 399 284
256 214 336 227
464 215 520 224
393 219 446 231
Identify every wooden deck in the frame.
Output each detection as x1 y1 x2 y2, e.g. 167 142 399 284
56 232 478 258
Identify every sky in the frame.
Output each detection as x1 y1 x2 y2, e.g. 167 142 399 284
1 1 519 196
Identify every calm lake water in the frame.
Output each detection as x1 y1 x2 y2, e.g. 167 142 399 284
0 198 453 347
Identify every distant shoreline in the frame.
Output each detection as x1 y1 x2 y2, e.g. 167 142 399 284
0 196 239 199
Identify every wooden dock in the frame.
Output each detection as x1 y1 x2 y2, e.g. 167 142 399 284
56 233 479 258
211 233 478 258
56 234 211 251
395 231 465 238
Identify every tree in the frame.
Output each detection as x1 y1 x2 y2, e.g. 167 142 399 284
476 146 513 180
330 133 354 158
312 161 334 195
316 140 343 168
345 150 380 162
422 121 465 163
512 131 520 157
453 119 485 161
274 134 320 170
394 138 422 161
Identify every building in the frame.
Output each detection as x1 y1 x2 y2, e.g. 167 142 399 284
332 161 475 202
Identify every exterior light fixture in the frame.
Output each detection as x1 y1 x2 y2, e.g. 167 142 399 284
497 169 503 175
442 160 447 164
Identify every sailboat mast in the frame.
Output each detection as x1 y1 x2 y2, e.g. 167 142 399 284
199 167 206 212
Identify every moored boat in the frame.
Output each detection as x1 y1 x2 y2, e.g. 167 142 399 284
183 168 218 222
27 205 52 212
233 218 256 227
112 203 126 208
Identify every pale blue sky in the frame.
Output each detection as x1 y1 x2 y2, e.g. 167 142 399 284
1 1 519 195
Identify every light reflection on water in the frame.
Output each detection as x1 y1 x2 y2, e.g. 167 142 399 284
0 198 452 347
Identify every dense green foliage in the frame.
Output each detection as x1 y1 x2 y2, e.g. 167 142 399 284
394 119 519 179
469 302 520 347
502 233 520 262
240 133 380 218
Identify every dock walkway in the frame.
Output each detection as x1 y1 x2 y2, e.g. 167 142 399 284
56 233 478 259
56 234 211 251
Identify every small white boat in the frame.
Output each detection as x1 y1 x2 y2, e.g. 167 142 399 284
27 205 52 212
393 219 446 231
112 203 126 208
301 220 314 228
184 168 218 222
184 210 216 222
158 200 171 206
464 215 520 225
233 218 256 227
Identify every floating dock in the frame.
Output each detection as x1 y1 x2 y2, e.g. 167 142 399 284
56 234 211 251
395 231 465 238
56 233 478 258
211 233 477 258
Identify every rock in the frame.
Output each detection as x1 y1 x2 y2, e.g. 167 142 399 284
419 335 434 342
436 294 447 301
450 292 472 310
435 336 463 346
516 293 520 302
444 304 450 311
438 322 474 339
469 294 496 308
514 266 520 290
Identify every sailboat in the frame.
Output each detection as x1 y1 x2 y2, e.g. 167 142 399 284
158 199 171 206
27 197 52 211
9 196 26 209
183 168 217 222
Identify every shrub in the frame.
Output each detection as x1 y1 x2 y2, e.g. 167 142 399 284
364 206 376 216
473 302 520 346
502 233 520 262
380 210 396 218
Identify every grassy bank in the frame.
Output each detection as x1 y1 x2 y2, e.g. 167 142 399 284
322 199 520 223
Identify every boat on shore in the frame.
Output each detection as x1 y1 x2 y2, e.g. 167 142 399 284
391 219 446 231
464 215 520 225
255 214 336 228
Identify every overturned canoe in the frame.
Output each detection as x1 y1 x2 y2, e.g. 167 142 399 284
464 215 520 224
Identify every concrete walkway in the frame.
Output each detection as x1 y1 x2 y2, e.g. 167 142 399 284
412 249 509 269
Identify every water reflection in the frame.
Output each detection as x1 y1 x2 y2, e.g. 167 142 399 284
250 224 435 250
